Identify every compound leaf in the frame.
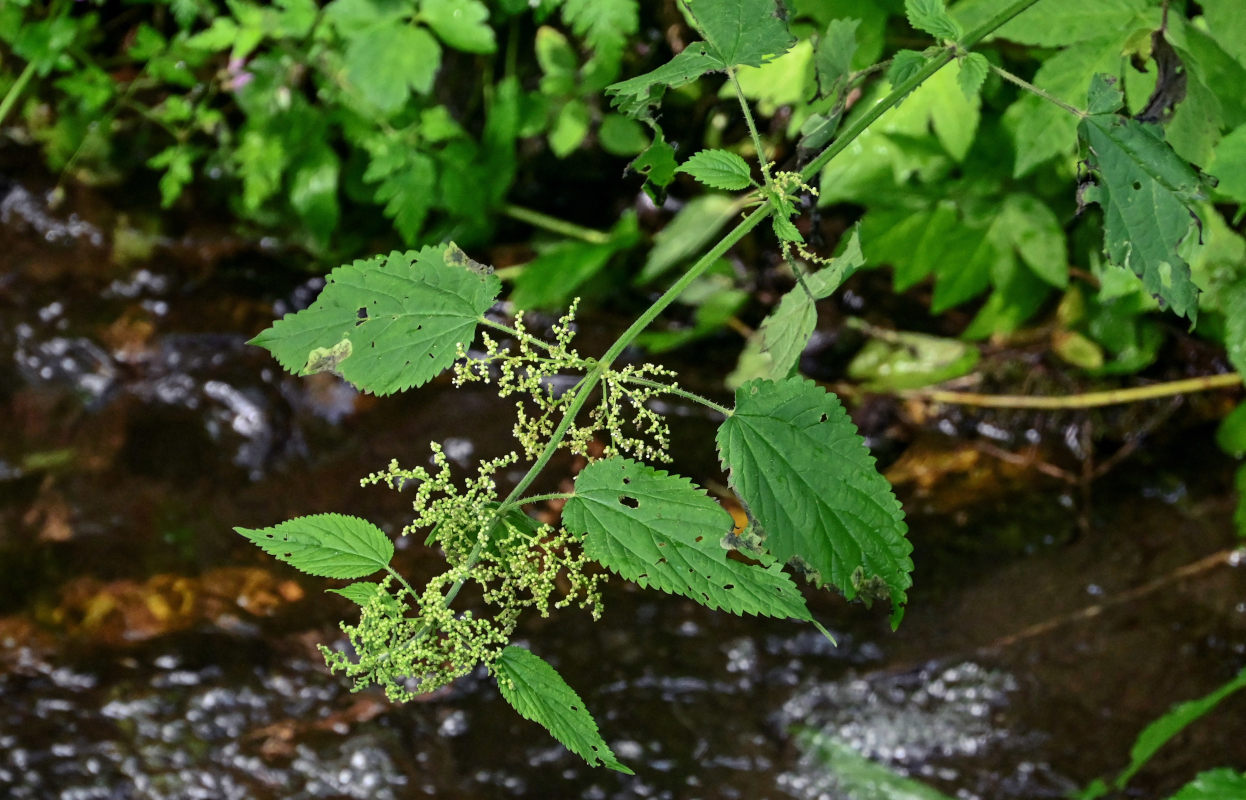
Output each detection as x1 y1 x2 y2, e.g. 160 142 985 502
564 457 813 620
421 0 495 53
716 378 912 626
561 0 638 61
495 646 632 774
677 148 755 190
250 245 500 395
235 513 394 579
1077 74 1206 321
905 0 961 41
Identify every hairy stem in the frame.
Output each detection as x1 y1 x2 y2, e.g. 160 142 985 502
617 374 732 417
904 373 1241 409
989 62 1086 118
727 67 772 189
502 204 613 245
518 492 575 506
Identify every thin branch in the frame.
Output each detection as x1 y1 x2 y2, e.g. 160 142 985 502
905 373 1241 409
990 62 1086 118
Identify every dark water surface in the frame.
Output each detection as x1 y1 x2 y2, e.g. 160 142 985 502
2 181 1244 800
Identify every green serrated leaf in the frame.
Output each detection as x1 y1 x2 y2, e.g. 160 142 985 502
606 45 720 119
716 378 912 626
371 152 436 244
957 52 989 99
887 49 927 90
494 646 632 774
1077 74 1207 321
756 230 865 378
564 457 813 619
421 0 495 53
688 0 795 69
250 245 500 395
677 148 755 190
235 513 394 579
905 0 961 41
1003 33 1133 176
345 24 441 114
816 18 859 97
998 193 1068 287
561 0 638 61
329 581 387 605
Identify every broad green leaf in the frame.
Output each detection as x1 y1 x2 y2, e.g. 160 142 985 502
639 194 739 284
235 513 394 579
998 194 1068 287
846 328 980 391
345 24 441 113
564 457 814 619
904 0 960 41
957 52 989 99
1200 0 1246 68
605 0 793 117
758 230 865 377
1108 668 1246 793
815 18 859 97
678 150 754 190
862 203 997 309
955 0 1148 48
289 146 340 242
1167 770 1246 800
510 215 639 309
730 39 815 115
687 0 795 69
561 0 638 61
421 0 495 53
250 245 501 395
598 113 649 156
606 46 721 119
1211 124 1246 203
716 378 912 626
329 581 387 605
1003 34 1131 176
629 127 679 201
549 99 591 157
1078 74 1207 321
535 25 577 95
494 646 633 774
758 291 814 378
370 152 436 245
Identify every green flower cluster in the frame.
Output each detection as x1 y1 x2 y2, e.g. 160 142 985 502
328 445 604 701
454 302 676 462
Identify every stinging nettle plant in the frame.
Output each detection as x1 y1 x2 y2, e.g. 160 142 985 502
236 0 1214 773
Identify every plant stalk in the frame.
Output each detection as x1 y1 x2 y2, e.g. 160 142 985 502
0 62 37 130
906 373 1242 409
502 204 613 245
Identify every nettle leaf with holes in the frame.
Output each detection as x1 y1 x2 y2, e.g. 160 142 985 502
236 0 1216 773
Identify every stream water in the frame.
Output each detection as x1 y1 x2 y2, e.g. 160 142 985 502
1 176 1244 800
